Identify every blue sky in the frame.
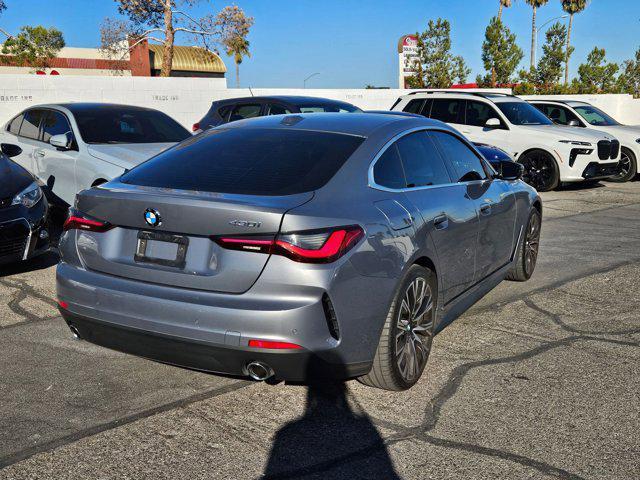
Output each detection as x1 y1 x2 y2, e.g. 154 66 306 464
0 0 638 88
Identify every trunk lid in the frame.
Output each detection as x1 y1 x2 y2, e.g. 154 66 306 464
74 182 313 293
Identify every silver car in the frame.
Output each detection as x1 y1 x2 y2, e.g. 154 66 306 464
1 103 191 206
56 113 542 391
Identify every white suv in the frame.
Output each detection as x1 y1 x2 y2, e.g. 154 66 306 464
391 92 620 191
529 99 639 182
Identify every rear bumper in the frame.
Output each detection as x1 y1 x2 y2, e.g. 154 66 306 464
60 309 371 381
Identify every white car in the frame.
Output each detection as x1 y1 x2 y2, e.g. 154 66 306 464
529 99 639 182
391 92 620 191
0 103 191 206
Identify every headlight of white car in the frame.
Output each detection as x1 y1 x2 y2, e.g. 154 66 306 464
11 182 43 208
559 140 593 147
635 138 640 144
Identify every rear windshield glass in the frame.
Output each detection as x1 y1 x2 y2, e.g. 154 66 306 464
73 108 191 144
121 128 365 196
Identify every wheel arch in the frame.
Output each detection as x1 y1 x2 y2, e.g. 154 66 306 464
91 178 108 187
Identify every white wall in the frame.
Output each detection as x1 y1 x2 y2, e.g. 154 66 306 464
0 74 638 129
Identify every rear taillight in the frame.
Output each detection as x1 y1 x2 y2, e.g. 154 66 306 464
248 339 302 350
213 225 363 264
63 208 114 233
192 122 200 132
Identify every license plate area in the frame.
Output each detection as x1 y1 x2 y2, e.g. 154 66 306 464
134 231 189 269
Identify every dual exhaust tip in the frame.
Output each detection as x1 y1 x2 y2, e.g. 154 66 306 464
245 361 274 381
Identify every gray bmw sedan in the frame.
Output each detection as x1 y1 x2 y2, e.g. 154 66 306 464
56 113 541 391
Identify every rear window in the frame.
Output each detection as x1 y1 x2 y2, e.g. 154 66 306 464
298 103 361 113
121 128 365 196
73 108 190 144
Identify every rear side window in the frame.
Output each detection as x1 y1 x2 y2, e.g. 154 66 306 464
42 111 72 143
431 131 487 182
403 99 425 115
465 101 501 127
20 110 45 140
374 145 406 189
395 131 451 187
430 99 463 124
8 114 23 135
121 128 365 196
217 105 233 122
537 104 581 126
229 104 261 122
267 104 293 115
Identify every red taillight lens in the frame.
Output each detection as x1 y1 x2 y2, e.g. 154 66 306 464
248 339 303 350
57 300 69 309
192 122 200 132
213 225 363 264
63 208 114 233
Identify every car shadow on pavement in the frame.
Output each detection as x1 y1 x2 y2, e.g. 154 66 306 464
0 250 59 277
262 357 402 480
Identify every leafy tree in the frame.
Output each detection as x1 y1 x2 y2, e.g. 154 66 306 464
498 0 514 20
407 18 470 88
1 25 65 71
561 0 588 85
525 0 549 69
617 47 640 97
478 17 523 87
536 22 573 89
218 5 254 88
573 47 619 93
0 1 5 14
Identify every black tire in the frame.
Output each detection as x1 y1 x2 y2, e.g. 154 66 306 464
507 209 541 282
607 147 637 183
518 150 560 192
358 264 437 391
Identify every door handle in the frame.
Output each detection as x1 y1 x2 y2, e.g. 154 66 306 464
480 203 492 216
34 150 45 158
434 214 449 230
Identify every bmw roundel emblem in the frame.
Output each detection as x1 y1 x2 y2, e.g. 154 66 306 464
144 208 161 227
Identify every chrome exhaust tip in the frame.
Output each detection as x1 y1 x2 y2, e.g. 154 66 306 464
69 324 81 340
245 361 274 381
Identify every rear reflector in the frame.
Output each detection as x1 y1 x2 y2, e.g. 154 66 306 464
213 225 363 264
248 339 303 350
57 300 69 309
63 208 114 233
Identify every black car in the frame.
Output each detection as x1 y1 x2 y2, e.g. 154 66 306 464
473 142 522 177
0 143 50 266
193 96 362 132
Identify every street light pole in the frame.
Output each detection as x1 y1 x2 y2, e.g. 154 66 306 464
303 72 320 89
534 15 569 65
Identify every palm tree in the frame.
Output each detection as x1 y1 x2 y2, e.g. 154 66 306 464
525 0 549 69
498 0 514 20
561 0 588 85
226 36 251 88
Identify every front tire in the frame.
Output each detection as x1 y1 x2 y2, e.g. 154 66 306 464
607 147 637 183
358 265 437 391
518 150 560 192
507 209 541 282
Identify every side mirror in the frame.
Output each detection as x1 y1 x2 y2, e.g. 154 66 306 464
1 143 22 158
485 118 502 129
50 133 72 150
568 119 580 127
496 160 524 181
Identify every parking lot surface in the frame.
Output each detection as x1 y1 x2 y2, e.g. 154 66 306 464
1 182 638 479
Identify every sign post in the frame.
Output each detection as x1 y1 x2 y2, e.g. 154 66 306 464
398 34 419 89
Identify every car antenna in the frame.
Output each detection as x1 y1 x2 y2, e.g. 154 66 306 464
248 86 254 97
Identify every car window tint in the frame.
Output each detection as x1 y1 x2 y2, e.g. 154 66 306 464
298 104 361 113
229 104 262 122
42 111 71 143
403 99 425 115
20 110 45 140
217 105 232 122
374 144 406 189
431 131 487 182
541 105 580 126
395 131 451 187
268 104 293 115
466 100 500 127
8 114 24 135
121 128 365 196
429 99 463 124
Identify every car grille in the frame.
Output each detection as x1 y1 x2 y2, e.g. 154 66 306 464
0 220 29 260
597 140 611 160
610 140 620 159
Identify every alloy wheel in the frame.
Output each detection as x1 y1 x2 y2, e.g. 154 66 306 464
395 277 434 383
613 150 632 180
524 212 541 277
520 153 555 191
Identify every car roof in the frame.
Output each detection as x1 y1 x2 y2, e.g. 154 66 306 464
213 96 357 107
34 103 161 114
217 112 448 137
402 91 525 104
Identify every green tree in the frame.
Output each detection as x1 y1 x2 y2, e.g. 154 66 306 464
536 22 573 89
0 1 6 13
407 18 470 88
573 47 619 93
1 25 65 71
561 0 588 85
525 0 549 69
617 47 640 97
218 5 254 88
479 17 524 87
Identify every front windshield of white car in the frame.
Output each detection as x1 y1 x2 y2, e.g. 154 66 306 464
573 105 620 127
496 102 553 126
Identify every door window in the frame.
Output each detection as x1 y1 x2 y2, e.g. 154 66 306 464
402 99 425 115
465 100 502 128
395 131 451 188
431 131 487 182
538 104 581 126
42 111 72 143
267 104 293 115
20 110 45 140
229 104 262 122
373 144 406 189
7 114 24 135
429 99 463 124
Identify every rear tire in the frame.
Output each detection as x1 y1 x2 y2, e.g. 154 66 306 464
607 147 637 183
518 150 560 192
358 265 437 391
506 209 541 282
